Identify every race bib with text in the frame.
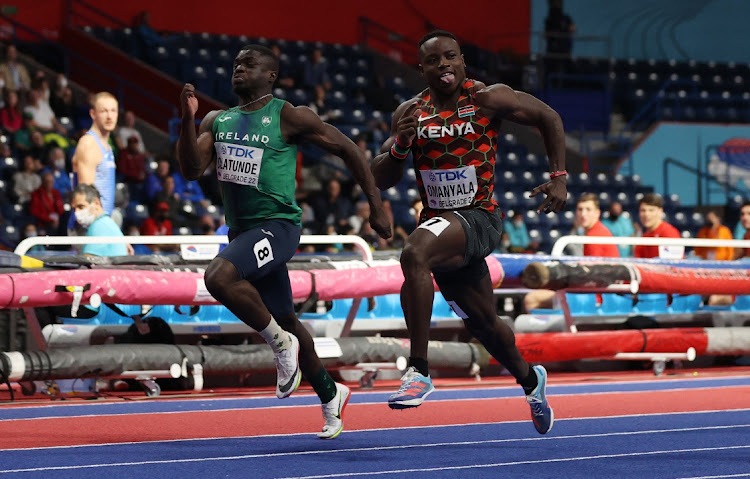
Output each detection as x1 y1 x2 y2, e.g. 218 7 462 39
215 141 264 187
419 166 477 209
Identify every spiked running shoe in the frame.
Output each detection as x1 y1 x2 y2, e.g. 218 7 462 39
274 333 301 399
526 365 554 434
388 367 434 409
318 383 351 439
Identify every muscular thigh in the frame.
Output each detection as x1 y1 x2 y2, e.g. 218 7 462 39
217 219 301 282
405 212 466 271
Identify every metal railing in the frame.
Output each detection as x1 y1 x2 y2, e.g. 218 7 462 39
551 234 750 256
15 234 374 262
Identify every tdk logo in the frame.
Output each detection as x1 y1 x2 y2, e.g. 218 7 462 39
432 170 468 181
224 145 254 159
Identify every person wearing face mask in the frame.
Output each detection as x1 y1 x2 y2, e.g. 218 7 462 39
139 201 176 253
601 201 635 257
70 183 128 257
41 146 72 200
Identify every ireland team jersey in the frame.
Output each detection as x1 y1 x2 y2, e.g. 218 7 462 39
212 98 302 231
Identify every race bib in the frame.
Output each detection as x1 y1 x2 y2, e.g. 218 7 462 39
419 166 477 209
215 141 264 187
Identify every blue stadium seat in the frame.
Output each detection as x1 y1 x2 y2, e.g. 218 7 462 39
670 294 702 313
633 294 669 314
600 294 633 315
565 293 599 315
731 295 750 312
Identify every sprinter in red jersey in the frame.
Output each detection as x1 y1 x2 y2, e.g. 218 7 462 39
371 30 566 434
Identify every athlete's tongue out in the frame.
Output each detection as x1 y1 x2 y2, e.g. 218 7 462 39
440 73 454 84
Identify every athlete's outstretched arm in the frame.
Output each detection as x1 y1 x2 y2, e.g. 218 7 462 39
177 83 220 181
371 100 421 191
283 103 392 239
475 84 567 213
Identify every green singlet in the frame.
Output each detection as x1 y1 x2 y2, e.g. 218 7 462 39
211 98 302 231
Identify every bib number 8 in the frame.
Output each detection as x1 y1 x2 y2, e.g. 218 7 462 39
254 238 274 268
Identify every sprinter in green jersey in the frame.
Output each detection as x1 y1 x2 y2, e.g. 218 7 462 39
178 45 391 439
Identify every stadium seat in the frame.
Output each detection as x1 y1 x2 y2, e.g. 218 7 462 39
599 294 633 315
633 294 669 314
670 294 703 313
565 293 599 315
731 295 750 312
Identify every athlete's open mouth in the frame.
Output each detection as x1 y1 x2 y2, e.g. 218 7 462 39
440 72 455 84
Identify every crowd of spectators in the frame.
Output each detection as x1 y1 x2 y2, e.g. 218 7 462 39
3 40 748 262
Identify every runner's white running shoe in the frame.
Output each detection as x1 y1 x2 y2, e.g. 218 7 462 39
274 333 301 399
318 383 351 439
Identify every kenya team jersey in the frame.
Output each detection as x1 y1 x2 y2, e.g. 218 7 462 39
412 79 499 219
211 99 302 231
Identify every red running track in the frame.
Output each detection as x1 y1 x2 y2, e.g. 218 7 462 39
2 384 748 450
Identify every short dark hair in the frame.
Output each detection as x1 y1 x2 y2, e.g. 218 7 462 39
418 30 458 49
639 193 664 209
741 200 750 210
72 183 101 203
239 44 279 72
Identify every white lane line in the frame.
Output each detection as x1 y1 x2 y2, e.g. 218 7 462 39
279 445 750 478
678 474 750 479
1 423 748 473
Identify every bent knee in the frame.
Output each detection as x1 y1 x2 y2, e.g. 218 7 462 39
204 260 239 299
400 243 429 271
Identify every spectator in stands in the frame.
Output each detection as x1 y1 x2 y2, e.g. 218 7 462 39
303 48 330 91
117 135 148 184
601 201 636 257
70 183 128 257
50 82 77 134
27 130 48 162
308 85 338 123
20 223 45 253
544 0 576 77
41 146 72 200
145 157 171 200
173 169 207 207
24 80 67 136
574 193 620 258
633 193 682 259
0 88 22 133
115 110 148 155
13 111 35 152
133 11 172 50
311 178 354 234
0 45 30 93
123 220 152 255
695 210 734 260
734 201 750 260
270 44 295 89
29 171 64 234
503 210 533 253
139 201 176 253
153 175 185 224
12 154 41 204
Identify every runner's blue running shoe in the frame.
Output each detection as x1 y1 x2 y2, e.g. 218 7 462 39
526 365 554 434
388 367 434 409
